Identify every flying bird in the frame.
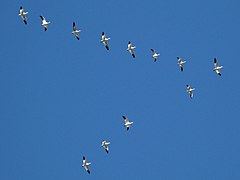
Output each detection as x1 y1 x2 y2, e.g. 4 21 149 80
213 58 223 76
100 32 110 50
186 84 195 99
82 156 91 174
19 6 28 24
101 140 110 153
127 41 136 58
150 49 160 62
122 116 133 131
72 22 81 40
177 57 186 71
40 15 50 31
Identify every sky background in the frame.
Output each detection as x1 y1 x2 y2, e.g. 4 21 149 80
1 0 240 179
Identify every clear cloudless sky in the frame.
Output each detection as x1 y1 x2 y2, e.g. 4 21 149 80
1 0 240 179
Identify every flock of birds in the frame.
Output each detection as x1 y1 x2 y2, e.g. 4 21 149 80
19 5 224 174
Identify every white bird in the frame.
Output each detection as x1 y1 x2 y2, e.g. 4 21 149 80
150 49 160 62
40 15 50 31
122 116 133 131
213 58 223 76
101 140 110 153
127 41 136 58
19 6 28 25
72 22 81 40
100 32 110 50
177 57 186 72
186 84 195 99
82 156 91 174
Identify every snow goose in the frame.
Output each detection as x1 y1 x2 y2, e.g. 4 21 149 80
127 41 136 58
186 84 195 99
40 15 50 31
100 32 110 50
19 6 28 25
177 57 186 71
101 140 110 153
122 116 133 131
72 22 81 40
150 49 160 62
82 156 91 174
213 58 223 76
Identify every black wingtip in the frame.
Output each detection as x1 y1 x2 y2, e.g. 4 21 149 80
177 57 180 59
181 67 183 71
132 54 135 58
214 58 217 63
128 41 131 44
218 73 221 76
106 149 109 154
106 46 109 50
83 156 85 160
44 27 47 31
122 116 126 119
87 170 90 174
73 22 75 26
154 59 157 62
127 127 129 131
24 20 27 24
186 84 189 87
76 36 80 40
20 6 23 9
102 32 104 35
150 49 154 52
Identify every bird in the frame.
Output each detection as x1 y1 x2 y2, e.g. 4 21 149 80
127 41 136 58
213 58 223 76
186 84 195 99
150 49 160 62
122 116 133 131
72 22 81 40
82 156 91 174
101 140 110 153
40 15 50 31
19 6 28 25
100 32 110 50
177 57 186 71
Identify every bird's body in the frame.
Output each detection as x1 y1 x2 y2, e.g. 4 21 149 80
101 140 110 153
177 57 186 71
101 32 110 50
19 6 28 24
213 58 223 76
82 156 91 174
186 84 195 99
72 22 81 40
122 116 133 131
150 49 160 62
40 16 50 31
127 41 136 58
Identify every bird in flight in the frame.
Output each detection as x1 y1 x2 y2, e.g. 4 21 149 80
122 116 133 131
101 140 111 153
186 84 195 99
177 57 186 71
19 6 28 25
127 41 136 58
100 32 110 50
82 156 91 174
40 15 50 31
150 49 160 62
213 58 223 76
72 22 81 40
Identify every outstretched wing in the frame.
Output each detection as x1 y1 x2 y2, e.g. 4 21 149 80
73 22 77 31
214 58 218 67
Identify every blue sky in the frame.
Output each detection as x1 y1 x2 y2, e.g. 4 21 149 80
1 0 240 179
